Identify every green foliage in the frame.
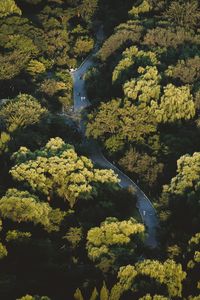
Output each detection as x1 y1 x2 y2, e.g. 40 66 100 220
6 230 32 242
74 288 84 300
98 23 143 61
143 27 196 49
139 295 169 300
74 37 94 57
89 288 98 300
113 46 159 85
135 259 186 297
129 0 152 17
123 66 161 103
119 148 163 188
165 56 200 84
0 50 30 80
39 79 69 97
163 152 200 196
4 34 39 56
87 217 144 271
165 0 200 29
0 0 21 18
0 94 47 132
63 227 82 248
10 138 119 207
26 59 46 76
86 99 157 152
0 131 10 154
0 242 7 259
17 296 50 300
116 259 186 298
151 84 195 123
78 0 98 23
100 281 109 300
0 189 65 232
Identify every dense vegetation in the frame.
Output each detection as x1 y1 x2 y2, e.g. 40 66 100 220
0 0 200 299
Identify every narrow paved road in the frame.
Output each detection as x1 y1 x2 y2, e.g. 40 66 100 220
71 28 158 248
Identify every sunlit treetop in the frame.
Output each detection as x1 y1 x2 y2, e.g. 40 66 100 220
139 295 170 300
0 0 21 18
87 217 145 261
115 259 186 298
129 0 152 17
0 188 65 232
163 152 200 196
10 138 119 207
112 46 159 84
0 94 47 132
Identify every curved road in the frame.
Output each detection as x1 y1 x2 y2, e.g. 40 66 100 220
71 28 158 248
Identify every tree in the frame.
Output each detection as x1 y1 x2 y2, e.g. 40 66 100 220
100 282 109 300
0 0 21 18
63 227 82 249
0 189 65 232
0 94 47 132
0 219 7 259
73 37 94 57
114 259 186 298
98 24 143 61
143 27 194 49
119 148 163 188
123 66 161 103
159 152 200 245
139 295 170 300
0 131 11 154
74 289 84 300
77 0 98 23
0 242 7 259
0 51 30 80
151 84 195 123
163 152 200 196
10 138 119 207
112 46 159 85
87 217 145 271
6 230 31 242
39 79 68 97
26 59 46 76
165 0 200 29
129 0 152 17
16 296 50 300
86 99 157 152
165 56 200 84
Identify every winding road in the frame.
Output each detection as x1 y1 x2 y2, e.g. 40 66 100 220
71 28 159 248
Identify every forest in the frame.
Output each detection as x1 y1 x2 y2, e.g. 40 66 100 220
0 0 199 299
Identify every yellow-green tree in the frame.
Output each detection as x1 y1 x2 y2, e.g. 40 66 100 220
0 131 10 154
163 152 200 196
113 46 158 84
0 189 65 232
129 0 152 17
0 0 21 18
0 94 47 132
86 99 157 152
74 37 94 57
10 138 119 208
26 59 46 76
16 295 50 300
165 0 200 29
87 217 145 271
112 259 186 298
151 84 195 123
139 295 169 300
123 66 161 103
0 219 7 259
